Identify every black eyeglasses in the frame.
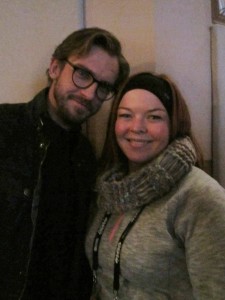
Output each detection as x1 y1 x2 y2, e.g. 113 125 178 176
65 59 117 101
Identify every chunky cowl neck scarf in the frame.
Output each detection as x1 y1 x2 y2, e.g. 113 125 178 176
96 137 197 213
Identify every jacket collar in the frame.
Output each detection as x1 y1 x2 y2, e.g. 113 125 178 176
26 87 81 134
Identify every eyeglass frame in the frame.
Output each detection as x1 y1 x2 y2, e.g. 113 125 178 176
64 59 117 101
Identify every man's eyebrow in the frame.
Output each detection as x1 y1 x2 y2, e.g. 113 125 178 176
74 63 93 74
75 63 114 86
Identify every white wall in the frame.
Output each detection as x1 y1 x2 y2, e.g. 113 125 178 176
0 0 84 104
85 0 212 166
154 0 212 161
85 0 155 156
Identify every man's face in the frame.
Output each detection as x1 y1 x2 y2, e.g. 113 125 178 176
48 46 119 129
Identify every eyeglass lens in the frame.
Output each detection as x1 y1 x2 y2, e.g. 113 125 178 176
72 66 115 101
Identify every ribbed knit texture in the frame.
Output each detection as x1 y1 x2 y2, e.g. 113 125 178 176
96 137 196 212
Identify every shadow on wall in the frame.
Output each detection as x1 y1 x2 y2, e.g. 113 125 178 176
86 99 113 158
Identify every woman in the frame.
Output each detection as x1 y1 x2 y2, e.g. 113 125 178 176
86 72 225 299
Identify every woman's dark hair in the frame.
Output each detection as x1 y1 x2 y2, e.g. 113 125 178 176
99 72 204 173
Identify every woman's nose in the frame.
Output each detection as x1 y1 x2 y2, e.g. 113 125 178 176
130 118 147 133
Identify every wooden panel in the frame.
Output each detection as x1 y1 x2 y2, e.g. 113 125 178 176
211 25 225 187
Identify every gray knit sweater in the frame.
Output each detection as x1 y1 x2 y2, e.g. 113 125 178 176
85 137 225 299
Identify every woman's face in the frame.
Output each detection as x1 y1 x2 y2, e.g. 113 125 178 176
115 89 170 172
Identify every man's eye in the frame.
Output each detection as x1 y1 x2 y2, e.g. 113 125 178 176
76 68 91 80
99 83 113 93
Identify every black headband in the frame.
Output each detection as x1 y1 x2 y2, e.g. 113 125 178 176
120 72 173 117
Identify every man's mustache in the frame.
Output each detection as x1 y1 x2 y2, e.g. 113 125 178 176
67 94 91 110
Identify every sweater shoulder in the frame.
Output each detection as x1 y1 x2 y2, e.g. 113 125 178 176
167 167 225 236
179 166 225 198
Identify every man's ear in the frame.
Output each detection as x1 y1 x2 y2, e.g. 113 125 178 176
48 58 61 79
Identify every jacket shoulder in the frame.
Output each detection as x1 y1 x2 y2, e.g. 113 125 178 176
0 102 30 124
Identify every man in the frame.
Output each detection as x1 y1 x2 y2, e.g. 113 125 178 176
0 27 129 299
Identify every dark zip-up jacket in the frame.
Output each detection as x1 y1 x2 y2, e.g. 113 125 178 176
0 88 96 299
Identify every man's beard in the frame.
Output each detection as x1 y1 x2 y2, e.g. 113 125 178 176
53 88 99 127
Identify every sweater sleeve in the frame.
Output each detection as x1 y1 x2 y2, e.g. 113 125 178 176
173 170 225 300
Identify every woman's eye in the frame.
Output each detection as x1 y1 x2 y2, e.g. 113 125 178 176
117 113 131 119
147 114 162 120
